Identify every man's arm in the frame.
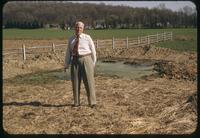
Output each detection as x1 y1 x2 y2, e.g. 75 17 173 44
88 36 96 66
64 40 71 71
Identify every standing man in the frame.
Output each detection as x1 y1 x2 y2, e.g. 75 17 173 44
64 21 97 108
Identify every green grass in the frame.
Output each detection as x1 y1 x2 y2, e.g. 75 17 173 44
3 28 197 52
155 28 197 52
3 28 197 40
3 28 72 40
156 40 197 51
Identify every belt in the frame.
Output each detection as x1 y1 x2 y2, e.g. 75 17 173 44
73 53 91 58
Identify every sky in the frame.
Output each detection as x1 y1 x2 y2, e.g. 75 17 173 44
68 1 196 11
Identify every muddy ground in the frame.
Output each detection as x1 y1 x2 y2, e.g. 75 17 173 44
3 40 197 134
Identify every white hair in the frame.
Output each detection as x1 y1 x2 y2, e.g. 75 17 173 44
75 21 84 28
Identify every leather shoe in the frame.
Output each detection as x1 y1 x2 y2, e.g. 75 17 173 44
90 104 96 108
72 104 80 107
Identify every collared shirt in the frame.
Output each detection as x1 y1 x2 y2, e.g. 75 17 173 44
65 33 96 67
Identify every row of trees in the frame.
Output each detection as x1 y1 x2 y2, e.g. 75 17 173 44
3 1 197 29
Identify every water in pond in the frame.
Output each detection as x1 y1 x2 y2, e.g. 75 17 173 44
5 61 157 85
95 61 156 79
54 61 157 80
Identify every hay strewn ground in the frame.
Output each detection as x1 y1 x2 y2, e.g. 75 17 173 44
3 40 197 134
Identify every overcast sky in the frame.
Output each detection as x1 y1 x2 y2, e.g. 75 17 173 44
68 1 196 11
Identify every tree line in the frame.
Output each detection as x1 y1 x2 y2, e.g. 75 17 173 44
3 1 197 29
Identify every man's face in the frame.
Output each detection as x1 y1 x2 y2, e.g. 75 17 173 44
75 24 84 36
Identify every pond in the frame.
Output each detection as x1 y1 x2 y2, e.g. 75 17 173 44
95 61 157 79
58 60 157 80
4 60 158 85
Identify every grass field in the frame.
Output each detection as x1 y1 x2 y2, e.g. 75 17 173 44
3 28 197 51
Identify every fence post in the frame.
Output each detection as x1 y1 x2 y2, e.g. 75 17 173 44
52 43 55 52
147 35 150 45
171 32 173 40
138 37 140 46
112 37 115 49
126 37 129 48
156 33 159 43
22 44 26 61
96 39 98 49
163 32 166 41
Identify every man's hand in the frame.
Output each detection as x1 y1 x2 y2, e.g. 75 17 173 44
64 66 69 72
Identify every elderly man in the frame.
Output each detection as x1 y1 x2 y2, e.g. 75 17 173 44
64 21 97 108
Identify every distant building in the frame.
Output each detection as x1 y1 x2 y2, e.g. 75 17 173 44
85 25 93 30
167 22 172 28
44 24 50 28
44 24 60 29
50 24 60 28
156 22 163 27
62 24 70 30
95 24 104 29
95 20 106 29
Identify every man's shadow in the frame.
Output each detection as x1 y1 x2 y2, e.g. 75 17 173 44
3 101 72 107
3 68 73 107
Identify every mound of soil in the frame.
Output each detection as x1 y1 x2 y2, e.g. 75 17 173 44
154 61 197 81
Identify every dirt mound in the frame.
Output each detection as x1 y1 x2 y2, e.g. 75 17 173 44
154 61 197 81
144 46 197 63
3 51 65 79
97 46 197 62
97 46 148 59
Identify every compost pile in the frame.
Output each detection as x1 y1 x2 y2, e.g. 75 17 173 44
3 40 197 134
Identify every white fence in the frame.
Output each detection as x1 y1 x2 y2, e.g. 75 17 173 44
3 32 173 60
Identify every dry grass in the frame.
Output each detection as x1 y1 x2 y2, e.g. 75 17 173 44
3 40 197 134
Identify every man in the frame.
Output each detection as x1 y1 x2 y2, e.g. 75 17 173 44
64 21 97 108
